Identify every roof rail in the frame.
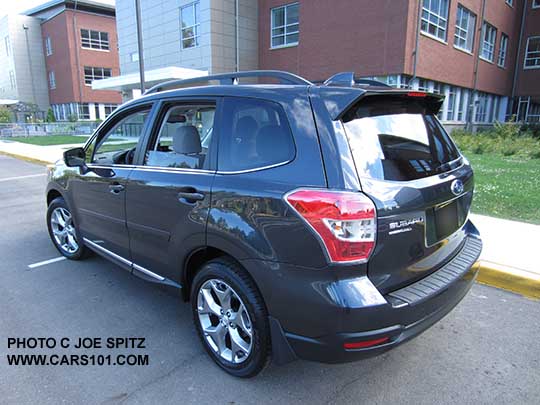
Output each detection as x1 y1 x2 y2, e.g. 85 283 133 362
323 72 391 88
144 70 312 95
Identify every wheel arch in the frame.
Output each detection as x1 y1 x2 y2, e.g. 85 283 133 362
46 188 63 206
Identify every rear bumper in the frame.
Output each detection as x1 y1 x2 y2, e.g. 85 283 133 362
257 221 482 364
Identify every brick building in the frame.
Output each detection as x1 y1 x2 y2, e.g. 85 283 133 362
25 0 122 121
259 0 540 126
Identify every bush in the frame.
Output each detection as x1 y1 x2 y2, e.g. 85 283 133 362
0 106 12 123
46 108 56 123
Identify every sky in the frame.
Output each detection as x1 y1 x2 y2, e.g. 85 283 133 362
0 0 115 18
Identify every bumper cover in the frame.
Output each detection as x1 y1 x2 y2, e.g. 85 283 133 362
273 233 482 364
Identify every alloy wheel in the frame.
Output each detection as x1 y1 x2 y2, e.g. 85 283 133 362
197 279 253 364
50 207 79 254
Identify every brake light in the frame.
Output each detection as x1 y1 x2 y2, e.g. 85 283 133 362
285 189 376 263
407 91 427 97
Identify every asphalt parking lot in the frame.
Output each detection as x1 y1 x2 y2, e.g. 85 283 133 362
1 154 539 405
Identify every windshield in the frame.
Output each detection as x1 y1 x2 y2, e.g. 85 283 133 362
342 97 461 181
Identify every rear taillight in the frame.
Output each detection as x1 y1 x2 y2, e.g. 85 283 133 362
285 189 376 264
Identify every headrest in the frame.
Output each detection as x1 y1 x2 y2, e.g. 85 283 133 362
256 125 293 162
167 111 186 123
236 116 258 137
173 125 201 154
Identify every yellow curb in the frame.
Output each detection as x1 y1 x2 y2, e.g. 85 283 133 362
476 260 540 300
0 151 51 166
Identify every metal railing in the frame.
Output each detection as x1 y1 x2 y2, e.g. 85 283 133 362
0 122 101 138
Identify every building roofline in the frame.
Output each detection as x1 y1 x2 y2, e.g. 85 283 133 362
23 0 115 17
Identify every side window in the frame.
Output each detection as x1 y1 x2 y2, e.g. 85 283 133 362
218 97 295 172
145 104 215 170
88 108 150 165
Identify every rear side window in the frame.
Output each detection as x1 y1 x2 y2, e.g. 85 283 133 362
342 96 460 181
218 97 295 172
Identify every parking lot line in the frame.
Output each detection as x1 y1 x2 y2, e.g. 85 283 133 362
0 173 46 182
28 256 66 269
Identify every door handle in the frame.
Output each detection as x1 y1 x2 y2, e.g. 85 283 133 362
109 183 125 194
177 189 205 203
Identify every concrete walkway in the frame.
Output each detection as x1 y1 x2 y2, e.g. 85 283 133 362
0 139 81 164
470 214 539 275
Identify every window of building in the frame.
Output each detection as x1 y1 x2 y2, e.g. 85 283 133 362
534 0 540 8
524 36 540 69
421 0 449 41
48 71 56 90
475 93 488 122
130 52 139 62
9 70 15 89
78 103 90 120
417 78 429 91
271 2 299 48
498 33 508 67
81 29 109 50
480 22 497 62
446 87 456 121
4 35 10 56
457 89 467 121
454 5 476 52
104 104 118 118
84 66 112 85
45 36 53 56
219 97 296 172
180 1 200 49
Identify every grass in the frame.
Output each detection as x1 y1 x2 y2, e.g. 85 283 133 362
467 153 540 224
1 135 89 146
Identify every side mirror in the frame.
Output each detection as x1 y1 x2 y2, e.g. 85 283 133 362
64 147 87 170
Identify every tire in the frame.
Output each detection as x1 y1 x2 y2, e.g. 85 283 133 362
190 257 271 378
47 197 89 260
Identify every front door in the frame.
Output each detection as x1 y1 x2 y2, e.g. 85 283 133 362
125 99 218 282
71 105 153 260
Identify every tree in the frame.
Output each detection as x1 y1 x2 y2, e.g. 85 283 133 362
46 108 56 122
0 106 12 123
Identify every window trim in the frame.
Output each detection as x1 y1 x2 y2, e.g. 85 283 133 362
80 28 110 51
180 1 200 50
505 0 513 7
49 71 56 90
83 66 112 86
497 33 509 68
420 0 450 42
480 21 497 63
45 36 53 56
524 36 540 70
270 2 299 49
532 0 540 9
453 4 476 53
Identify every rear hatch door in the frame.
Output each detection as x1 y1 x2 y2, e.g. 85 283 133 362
341 93 473 294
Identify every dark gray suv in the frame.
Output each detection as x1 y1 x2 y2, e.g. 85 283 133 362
46 71 482 377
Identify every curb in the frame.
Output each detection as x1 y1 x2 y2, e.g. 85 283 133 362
0 151 52 166
476 260 540 300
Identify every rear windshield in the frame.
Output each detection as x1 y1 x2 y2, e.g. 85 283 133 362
342 96 461 181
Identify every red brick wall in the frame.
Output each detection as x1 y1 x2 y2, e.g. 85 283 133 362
514 0 540 98
258 0 409 82
259 0 523 96
41 10 121 105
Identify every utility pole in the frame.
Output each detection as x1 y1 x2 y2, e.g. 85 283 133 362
135 0 146 93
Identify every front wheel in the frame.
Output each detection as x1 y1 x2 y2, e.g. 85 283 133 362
191 258 270 378
47 197 89 260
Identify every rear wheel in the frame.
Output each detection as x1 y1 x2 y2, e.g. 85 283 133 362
47 197 89 260
190 258 270 377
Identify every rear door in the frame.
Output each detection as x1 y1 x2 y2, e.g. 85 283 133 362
341 94 473 293
125 98 218 283
72 105 153 260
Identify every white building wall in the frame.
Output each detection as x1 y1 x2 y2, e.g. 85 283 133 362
0 15 49 111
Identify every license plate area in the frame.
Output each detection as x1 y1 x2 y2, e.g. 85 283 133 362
425 194 470 246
